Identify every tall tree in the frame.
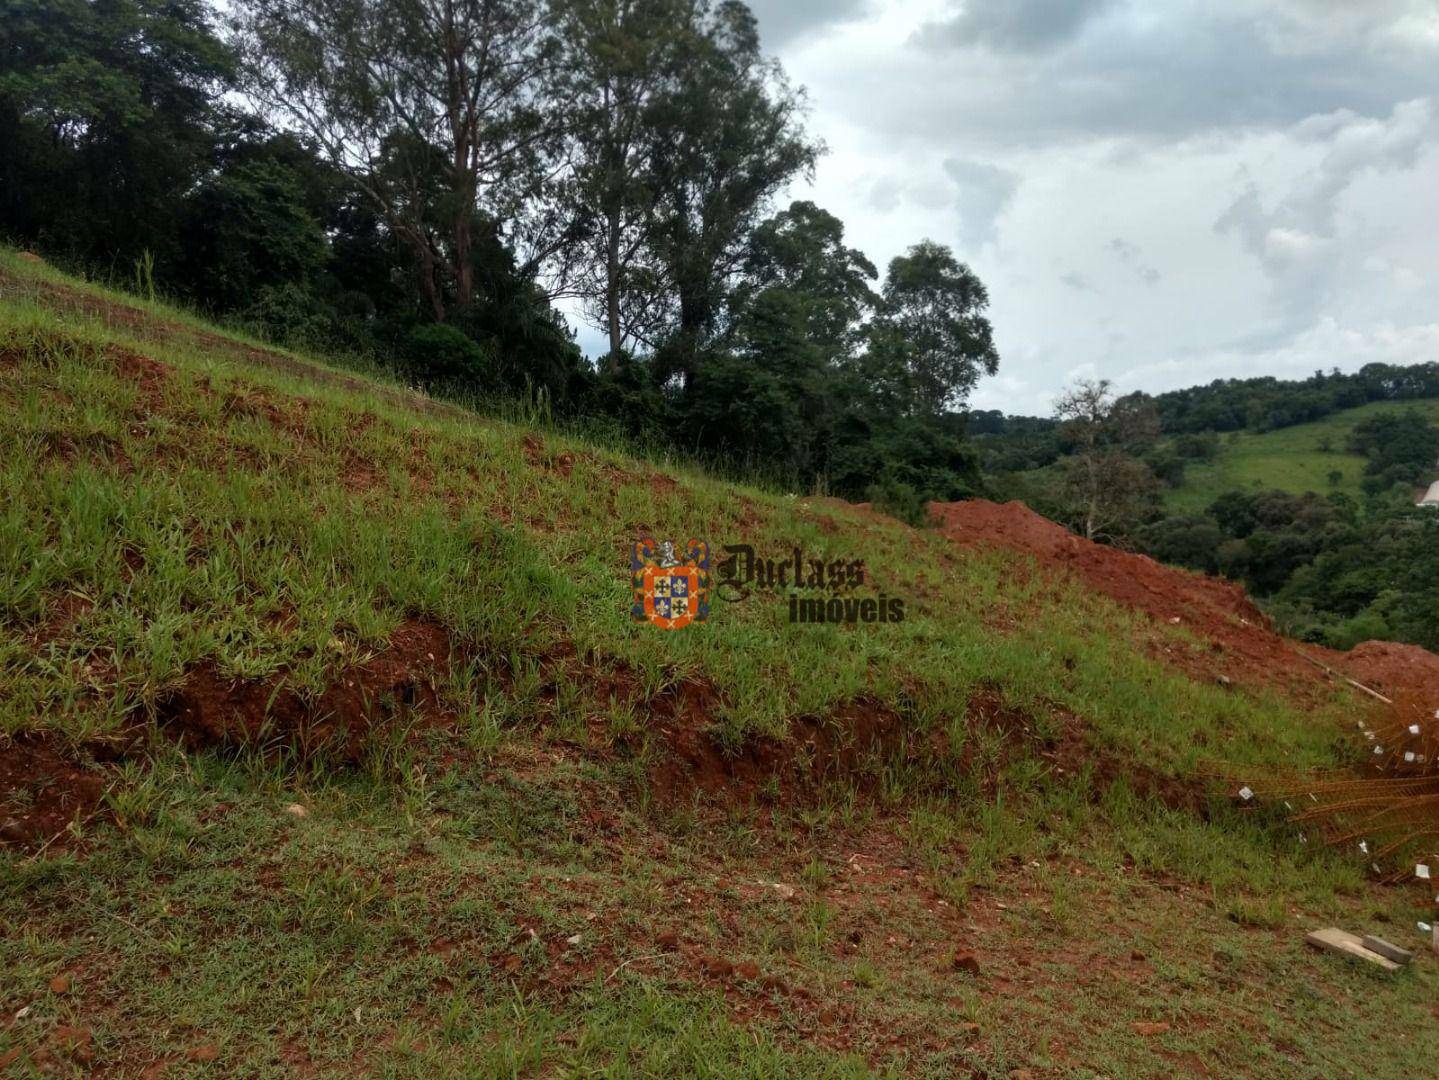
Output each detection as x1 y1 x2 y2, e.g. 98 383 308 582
233 0 567 321
0 0 233 268
552 0 687 369
1053 378 1160 541
685 287 829 479
642 0 817 387
682 200 875 486
737 200 877 360
867 241 1000 416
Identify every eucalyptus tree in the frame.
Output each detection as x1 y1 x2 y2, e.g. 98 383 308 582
552 0 691 369
642 0 818 388
737 200 877 362
232 0 570 321
866 241 1000 416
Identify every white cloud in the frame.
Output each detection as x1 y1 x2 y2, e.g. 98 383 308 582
1119 317 1439 394
916 0 1117 54
645 1 1439 417
1215 98 1436 320
1106 237 1161 285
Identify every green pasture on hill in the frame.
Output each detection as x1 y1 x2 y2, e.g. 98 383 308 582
1162 400 1439 514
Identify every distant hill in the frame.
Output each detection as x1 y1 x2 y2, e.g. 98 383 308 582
972 361 1439 490
980 385 1439 654
989 396 1439 513
1163 398 1439 512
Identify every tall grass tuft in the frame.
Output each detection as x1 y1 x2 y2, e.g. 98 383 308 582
132 249 156 303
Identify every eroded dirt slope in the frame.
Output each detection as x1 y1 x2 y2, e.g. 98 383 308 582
927 498 1438 723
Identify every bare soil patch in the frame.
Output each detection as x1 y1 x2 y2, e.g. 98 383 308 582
0 735 106 849
31 592 97 648
109 346 174 413
522 432 576 478
155 619 454 762
927 499 1439 724
1342 640 1439 706
38 429 130 471
647 683 910 805
646 677 1205 813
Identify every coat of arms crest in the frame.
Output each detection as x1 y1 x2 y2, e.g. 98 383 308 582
631 538 710 630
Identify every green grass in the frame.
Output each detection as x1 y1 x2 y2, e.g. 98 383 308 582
2 250 1438 1076
0 263 1341 775
1162 401 1439 513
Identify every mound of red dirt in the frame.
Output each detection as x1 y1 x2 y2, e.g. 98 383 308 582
928 498 1264 625
1342 641 1439 696
926 498 1438 715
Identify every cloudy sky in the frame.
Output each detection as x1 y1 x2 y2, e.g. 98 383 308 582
705 0 1439 415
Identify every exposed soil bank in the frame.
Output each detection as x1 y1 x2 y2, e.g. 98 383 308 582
927 498 1438 719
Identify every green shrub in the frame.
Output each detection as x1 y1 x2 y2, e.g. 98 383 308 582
237 283 335 349
864 477 926 525
1329 609 1393 650
402 323 497 388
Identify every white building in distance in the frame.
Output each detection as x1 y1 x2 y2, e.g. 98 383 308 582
1418 481 1439 507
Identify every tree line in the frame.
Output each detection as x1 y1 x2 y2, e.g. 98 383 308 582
1 0 1001 512
975 361 1439 475
1150 364 1439 435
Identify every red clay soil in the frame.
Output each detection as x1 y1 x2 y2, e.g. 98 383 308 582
1339 641 1439 729
109 345 174 411
0 622 454 850
1341 640 1439 699
927 498 1438 717
155 620 453 762
0 735 106 850
648 678 1205 812
648 686 915 805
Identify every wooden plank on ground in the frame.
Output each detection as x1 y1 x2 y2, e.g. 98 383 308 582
1305 928 1401 972
1361 935 1414 965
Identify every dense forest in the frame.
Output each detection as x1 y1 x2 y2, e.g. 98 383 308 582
0 0 999 513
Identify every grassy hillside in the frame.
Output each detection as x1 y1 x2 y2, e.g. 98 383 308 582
1163 400 1439 513
2 252 1438 1077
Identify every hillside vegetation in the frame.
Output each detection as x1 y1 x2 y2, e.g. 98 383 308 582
3 256 1439 1076
1163 400 1439 514
995 396 1439 516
